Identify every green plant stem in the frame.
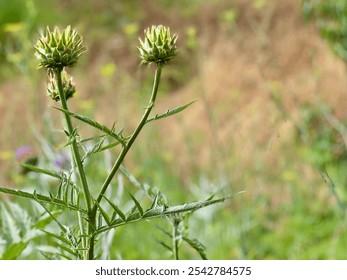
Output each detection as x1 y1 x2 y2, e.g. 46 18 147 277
55 69 92 259
87 64 163 259
172 219 180 260
55 70 92 212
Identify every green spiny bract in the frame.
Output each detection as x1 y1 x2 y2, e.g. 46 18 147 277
138 25 178 66
35 26 86 71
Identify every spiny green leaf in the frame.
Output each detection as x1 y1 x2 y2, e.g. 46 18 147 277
95 201 111 226
96 197 228 235
35 210 63 229
162 197 226 215
102 195 126 222
41 230 70 245
97 140 123 152
81 135 124 159
150 192 160 209
146 100 197 123
0 186 85 213
54 107 126 145
129 194 144 216
19 163 64 181
80 136 123 156
122 212 141 223
36 200 67 233
63 128 79 148
57 173 75 203
62 227 82 257
82 134 108 160
143 206 165 218
183 236 208 260
57 244 78 257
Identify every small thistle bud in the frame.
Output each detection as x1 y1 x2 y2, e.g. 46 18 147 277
138 25 178 65
35 26 86 70
47 70 76 101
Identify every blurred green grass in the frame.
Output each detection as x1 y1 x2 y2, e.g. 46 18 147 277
1 0 347 259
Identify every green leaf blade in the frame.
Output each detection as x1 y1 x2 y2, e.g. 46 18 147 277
129 194 144 216
96 197 228 235
102 195 126 222
35 210 63 229
146 100 197 124
53 107 126 145
41 230 70 245
183 236 208 260
95 201 111 226
19 163 63 181
1 242 27 260
0 186 85 213
163 197 226 215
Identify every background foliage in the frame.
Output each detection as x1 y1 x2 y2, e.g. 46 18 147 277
1 0 347 259
303 0 347 62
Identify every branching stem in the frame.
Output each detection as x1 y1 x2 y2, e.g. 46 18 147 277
88 64 163 259
55 70 92 211
55 69 92 259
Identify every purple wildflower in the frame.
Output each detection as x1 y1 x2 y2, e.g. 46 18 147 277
15 146 33 160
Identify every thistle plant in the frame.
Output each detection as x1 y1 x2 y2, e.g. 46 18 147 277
138 25 178 65
34 26 86 70
0 25 228 260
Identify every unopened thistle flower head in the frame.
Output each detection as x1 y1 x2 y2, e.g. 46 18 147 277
47 70 76 101
35 26 86 70
138 25 178 65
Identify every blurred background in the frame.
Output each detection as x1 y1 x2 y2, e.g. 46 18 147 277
1 0 347 259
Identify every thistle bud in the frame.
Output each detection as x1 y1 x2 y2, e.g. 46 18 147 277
138 25 178 65
47 70 76 101
35 26 86 70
